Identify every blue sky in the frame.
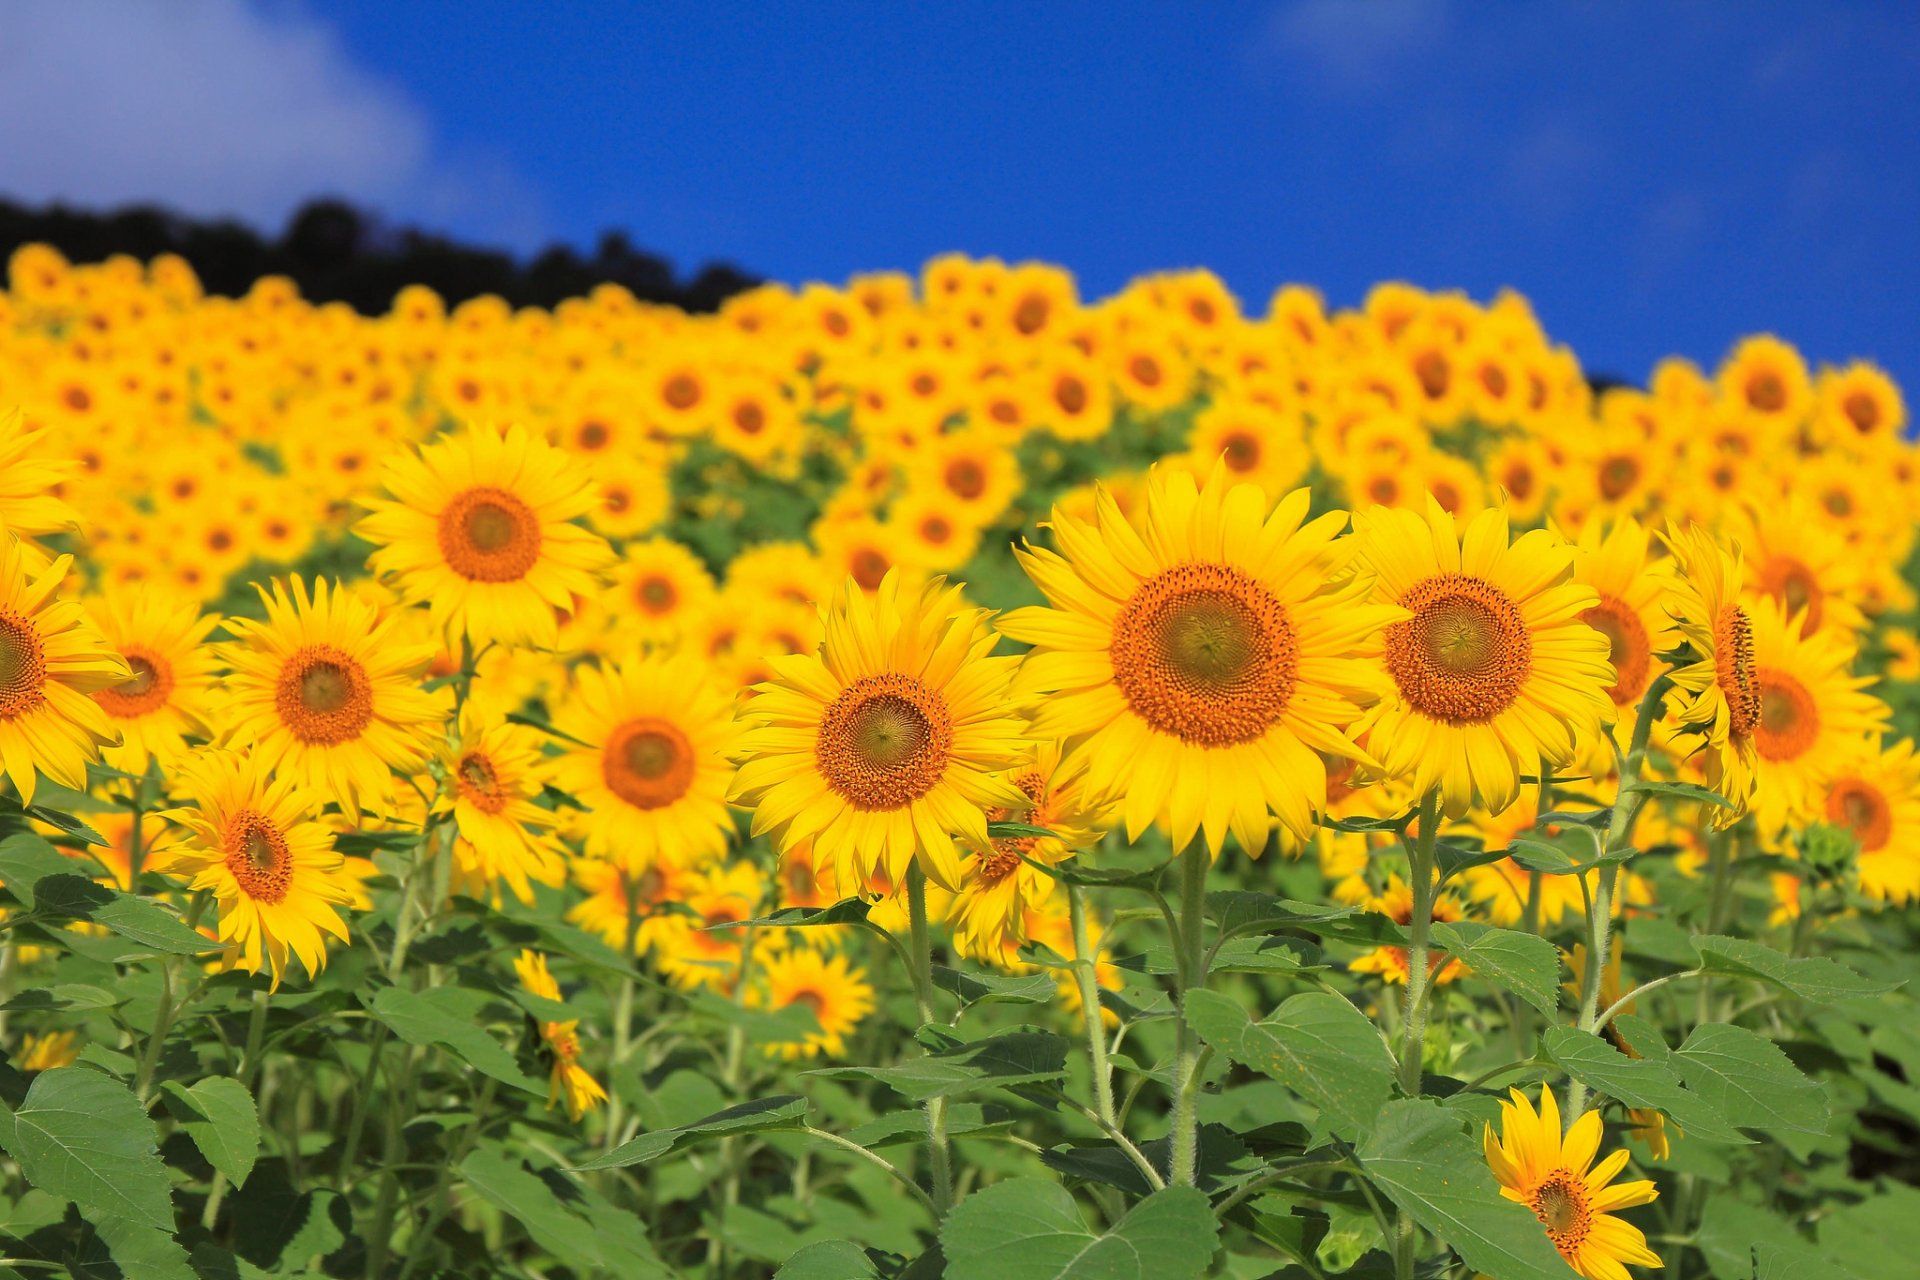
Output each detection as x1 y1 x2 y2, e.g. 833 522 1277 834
2 1 1916 387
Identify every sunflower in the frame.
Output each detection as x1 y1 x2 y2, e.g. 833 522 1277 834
512 950 607 1121
945 741 1107 963
86 588 219 777
608 536 718 646
218 577 447 818
1569 515 1676 716
435 703 565 907
1484 1088 1663 1279
0 411 82 538
18 1031 81 1072
1814 360 1905 445
1350 873 1466 986
155 749 351 990
1001 469 1403 857
648 860 775 990
1725 497 1865 639
1809 735 1920 905
732 571 1030 894
0 533 129 804
1182 395 1309 499
756 949 876 1059
1718 334 1811 428
357 422 615 650
1661 525 1761 824
566 856 697 956
1351 500 1614 820
551 654 741 871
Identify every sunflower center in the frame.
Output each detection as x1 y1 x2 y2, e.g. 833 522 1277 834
1843 391 1879 433
1109 564 1297 746
1598 455 1640 501
0 611 50 721
1747 372 1786 413
1581 596 1650 705
663 374 700 410
1530 1171 1593 1255
1754 668 1819 761
95 650 176 718
636 576 677 614
1757 555 1823 635
851 548 890 592
945 459 987 500
1055 374 1088 415
1712 605 1761 739
1013 294 1049 334
437 486 543 583
1827 777 1892 851
1385 574 1532 724
455 749 507 813
1221 432 1260 472
792 989 827 1017
603 718 696 810
223 812 293 905
275 646 375 744
816 674 954 810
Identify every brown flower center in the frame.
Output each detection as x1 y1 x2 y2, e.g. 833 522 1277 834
1581 596 1650 706
635 575 678 615
945 459 987 501
1713 605 1760 739
1754 668 1819 761
815 674 953 810
1827 777 1892 851
1385 574 1532 724
437 486 542 583
0 611 49 721
455 749 507 813
1756 554 1824 636
95 649 176 718
275 646 375 744
1530 1170 1593 1258
223 811 293 905
1747 371 1786 413
602 718 696 810
1109 563 1297 746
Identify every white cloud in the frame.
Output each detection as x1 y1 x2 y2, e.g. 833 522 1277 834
0 0 528 240
1260 0 1450 91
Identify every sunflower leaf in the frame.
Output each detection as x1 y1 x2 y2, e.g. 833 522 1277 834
1540 1026 1751 1144
1689 935 1902 1003
938 1178 1219 1280
1431 922 1562 1016
1622 778 1736 810
1669 1023 1829 1136
569 1095 809 1171
8 1068 174 1231
807 1029 1070 1102
1184 989 1392 1141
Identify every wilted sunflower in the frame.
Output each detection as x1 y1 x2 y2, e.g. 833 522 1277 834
86 588 218 777
1352 500 1614 819
551 654 741 871
1484 1087 1663 1280
357 422 615 650
1662 524 1760 825
512 950 607 1121
218 577 446 817
0 532 129 803
435 702 565 906
1001 469 1402 857
732 571 1030 893
157 749 351 990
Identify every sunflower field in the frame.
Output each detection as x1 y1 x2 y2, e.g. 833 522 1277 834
0 242 1916 1280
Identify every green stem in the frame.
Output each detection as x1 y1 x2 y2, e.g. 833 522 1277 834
1169 844 1210 1187
1396 790 1441 1098
602 874 642 1154
1067 883 1117 1126
396 1073 500 1279
905 865 954 1213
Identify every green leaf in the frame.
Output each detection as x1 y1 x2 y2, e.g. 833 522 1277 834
459 1142 668 1275
1184 990 1392 1141
1623 778 1735 810
159 1077 260 1188
938 1179 1218 1280
1357 1100 1579 1280
0 832 82 906
811 1030 1069 1103
571 1095 809 1171
1539 1027 1749 1144
0 983 123 1013
363 986 543 1095
0 797 107 845
1205 891 1354 939
8 1068 173 1230
985 821 1058 841
1670 1023 1829 1136
932 965 1059 1005
1027 856 1172 891
1431 922 1562 1015
686 990 822 1045
733 897 876 929
29 875 214 954
505 710 594 747
776 1240 885 1279
74 1212 198 1280
1690 935 1902 1003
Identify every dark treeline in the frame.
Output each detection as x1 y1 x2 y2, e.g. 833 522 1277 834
0 197 760 314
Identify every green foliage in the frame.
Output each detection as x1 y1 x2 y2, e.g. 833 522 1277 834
938 1179 1218 1280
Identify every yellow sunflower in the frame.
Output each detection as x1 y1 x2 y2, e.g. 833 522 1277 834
85 588 219 777
513 950 607 1121
435 703 565 906
0 533 129 804
156 749 351 990
551 653 741 871
756 949 876 1059
1351 500 1614 819
1349 873 1466 986
945 740 1107 963
357 422 615 650
1741 599 1888 837
1484 1087 1663 1280
1569 515 1674 716
608 536 718 647
218 577 447 818
1001 468 1403 858
731 570 1030 894
0 412 82 538
1661 524 1761 825
1816 736 1920 906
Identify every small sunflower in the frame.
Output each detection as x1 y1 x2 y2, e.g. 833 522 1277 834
156 749 351 990
732 570 1030 894
1661 524 1761 825
551 654 741 871
513 950 608 1121
1569 516 1674 715
218 577 447 818
357 422 615 650
1811 736 1920 905
756 949 877 1059
1349 873 1466 986
608 536 718 647
1484 1087 1663 1280
1352 500 1614 819
86 588 219 777
1001 468 1404 858
0 533 129 804
435 703 565 907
